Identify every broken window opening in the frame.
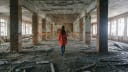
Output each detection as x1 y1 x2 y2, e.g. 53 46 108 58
118 18 124 36
0 18 7 36
111 20 117 36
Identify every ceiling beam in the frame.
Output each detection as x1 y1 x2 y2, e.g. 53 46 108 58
22 0 37 13
86 1 96 13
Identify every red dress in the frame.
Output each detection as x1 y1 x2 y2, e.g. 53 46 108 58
58 32 67 46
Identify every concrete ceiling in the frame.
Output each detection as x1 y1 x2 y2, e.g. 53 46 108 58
47 14 79 24
23 0 94 14
91 0 128 23
109 0 128 17
22 0 94 24
0 0 128 23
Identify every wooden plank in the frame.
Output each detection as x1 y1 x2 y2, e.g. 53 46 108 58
50 63 55 72
75 63 96 72
36 61 49 64
100 59 121 62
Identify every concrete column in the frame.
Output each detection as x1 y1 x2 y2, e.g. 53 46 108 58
42 18 46 40
7 17 10 40
45 24 48 40
85 13 91 45
32 13 39 45
72 23 75 39
79 18 84 41
10 0 22 52
51 23 54 40
38 22 42 42
96 0 108 53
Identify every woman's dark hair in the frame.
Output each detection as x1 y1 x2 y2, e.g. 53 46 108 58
61 25 66 35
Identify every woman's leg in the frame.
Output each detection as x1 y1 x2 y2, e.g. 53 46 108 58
63 45 65 54
61 45 64 56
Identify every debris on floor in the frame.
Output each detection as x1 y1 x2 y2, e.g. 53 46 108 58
0 40 128 72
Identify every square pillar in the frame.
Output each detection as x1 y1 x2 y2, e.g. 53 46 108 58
85 14 91 45
51 23 54 40
80 18 84 41
32 13 39 45
38 22 42 42
42 18 46 40
10 0 22 52
7 17 10 40
96 0 108 53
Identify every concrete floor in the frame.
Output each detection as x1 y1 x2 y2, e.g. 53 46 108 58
0 40 128 72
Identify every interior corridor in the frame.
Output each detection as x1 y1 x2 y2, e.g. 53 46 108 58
0 0 128 72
